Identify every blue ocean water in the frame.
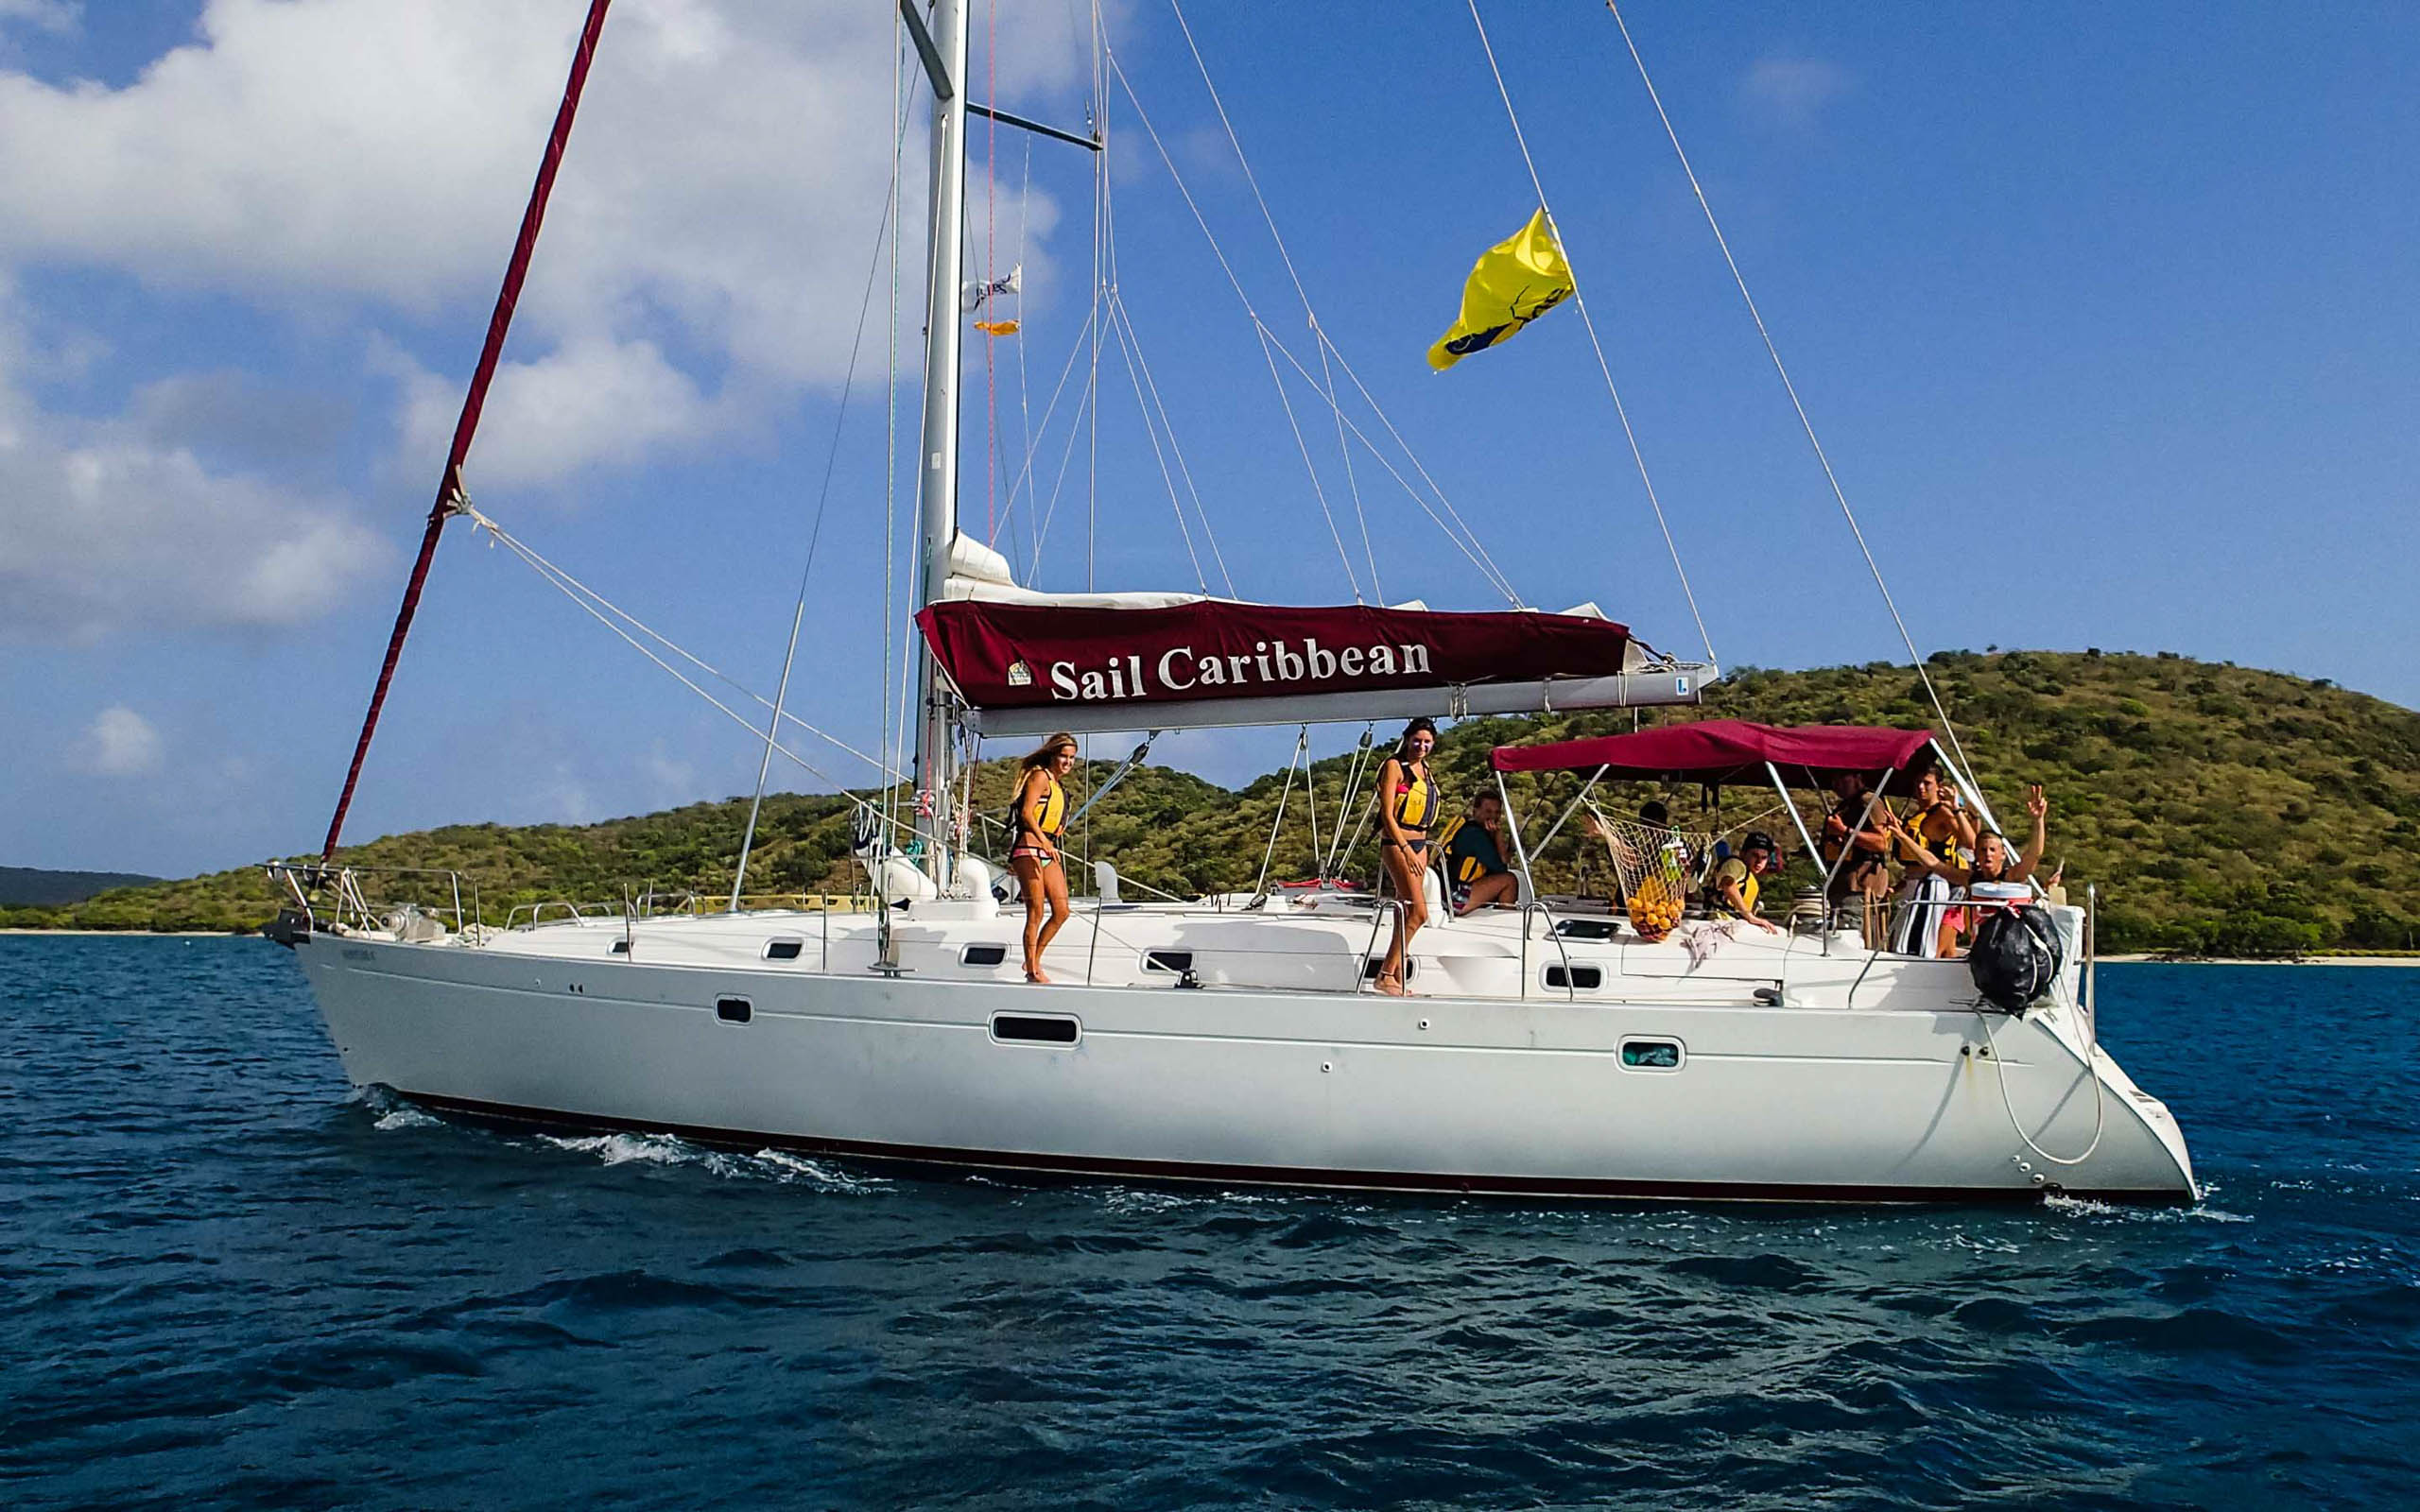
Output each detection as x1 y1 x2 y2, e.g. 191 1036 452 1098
1 938 2411 1510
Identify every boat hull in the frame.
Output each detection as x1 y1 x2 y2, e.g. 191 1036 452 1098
292 932 2196 1204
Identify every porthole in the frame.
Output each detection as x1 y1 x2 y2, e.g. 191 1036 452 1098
716 996 752 1025
1144 949 1193 973
992 1012 1080 1045
960 943 1010 967
1545 964 1604 990
764 938 804 961
1619 1038 1684 1071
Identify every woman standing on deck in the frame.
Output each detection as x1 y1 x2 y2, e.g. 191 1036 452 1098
1374 718 1439 995
1009 732 1080 983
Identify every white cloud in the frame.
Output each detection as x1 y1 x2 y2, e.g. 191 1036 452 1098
0 284 390 639
0 1 77 35
0 0 1080 486
79 705 164 777
1739 55 1851 128
383 335 719 489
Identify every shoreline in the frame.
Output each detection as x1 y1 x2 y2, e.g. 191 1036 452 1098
2099 953 2420 967
0 928 253 937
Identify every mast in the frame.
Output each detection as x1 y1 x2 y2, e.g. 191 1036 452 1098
911 0 971 887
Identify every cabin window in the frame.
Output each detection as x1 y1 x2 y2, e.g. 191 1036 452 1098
960 943 1010 967
716 996 752 1025
764 938 804 961
992 1013 1080 1045
1144 950 1193 973
1620 1039 1684 1071
609 938 630 954
1545 964 1604 990
1364 958 1416 982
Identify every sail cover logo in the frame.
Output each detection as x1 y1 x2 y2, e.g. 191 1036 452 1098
1047 639 1434 703
913 599 1636 713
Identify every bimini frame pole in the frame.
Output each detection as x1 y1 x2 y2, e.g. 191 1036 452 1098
1762 762 1824 868
320 0 615 862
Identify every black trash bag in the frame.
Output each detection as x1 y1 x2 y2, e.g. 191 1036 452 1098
1968 903 2064 1012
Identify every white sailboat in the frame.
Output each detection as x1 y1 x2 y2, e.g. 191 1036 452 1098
273 0 2197 1204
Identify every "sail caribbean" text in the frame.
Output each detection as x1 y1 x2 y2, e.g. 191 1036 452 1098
1049 639 1433 702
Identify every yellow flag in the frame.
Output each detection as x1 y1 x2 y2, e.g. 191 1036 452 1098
974 318 1020 336
1426 209 1573 371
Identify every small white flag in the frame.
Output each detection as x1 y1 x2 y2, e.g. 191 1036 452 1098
962 263 1020 312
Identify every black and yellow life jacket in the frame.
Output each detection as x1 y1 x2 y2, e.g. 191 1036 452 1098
1392 764 1434 832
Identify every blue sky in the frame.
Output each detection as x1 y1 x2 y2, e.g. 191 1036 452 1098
3 0 2415 878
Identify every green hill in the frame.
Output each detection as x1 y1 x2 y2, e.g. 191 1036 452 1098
9 650 2415 956
0 867 161 906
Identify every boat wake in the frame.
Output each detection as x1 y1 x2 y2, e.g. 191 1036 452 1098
2044 1192 2253 1224
536 1132 892 1194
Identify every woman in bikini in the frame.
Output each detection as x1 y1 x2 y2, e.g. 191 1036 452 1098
1374 717 1438 996
1008 731 1079 983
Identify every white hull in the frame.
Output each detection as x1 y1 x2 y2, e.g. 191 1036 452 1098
288 902 2196 1204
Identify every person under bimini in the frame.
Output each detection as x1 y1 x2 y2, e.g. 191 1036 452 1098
1008 731 1079 984
1702 830 1782 934
1906 784 2051 893
1435 789 1518 916
1374 717 1439 995
1888 768 1976 957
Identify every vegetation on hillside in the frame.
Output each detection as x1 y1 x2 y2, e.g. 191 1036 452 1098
9 651 2415 956
0 867 160 907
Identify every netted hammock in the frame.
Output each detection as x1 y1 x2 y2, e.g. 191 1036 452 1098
1581 804 1719 942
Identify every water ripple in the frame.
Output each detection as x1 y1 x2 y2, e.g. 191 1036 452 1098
1 941 2412 1509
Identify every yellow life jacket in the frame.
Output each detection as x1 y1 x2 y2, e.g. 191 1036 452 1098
1392 764 1434 831
1025 773 1066 839
1703 857 1759 917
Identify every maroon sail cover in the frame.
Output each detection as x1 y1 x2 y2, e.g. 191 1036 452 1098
916 599 1634 714
1492 719 1934 787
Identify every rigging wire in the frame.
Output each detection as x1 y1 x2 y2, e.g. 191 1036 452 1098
1011 132 1036 570
881 19 908 867
1098 49 1366 602
1028 381 1096 584
732 61 919 908
1166 0 1379 601
1105 304 1210 591
1111 293 1236 595
461 508 904 831
459 509 896 780
1466 0 1718 667
1597 0 1979 774
995 303 1097 553
1104 51 1521 608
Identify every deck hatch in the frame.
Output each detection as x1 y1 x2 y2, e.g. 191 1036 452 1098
992 1012 1080 1045
1144 949 1193 973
